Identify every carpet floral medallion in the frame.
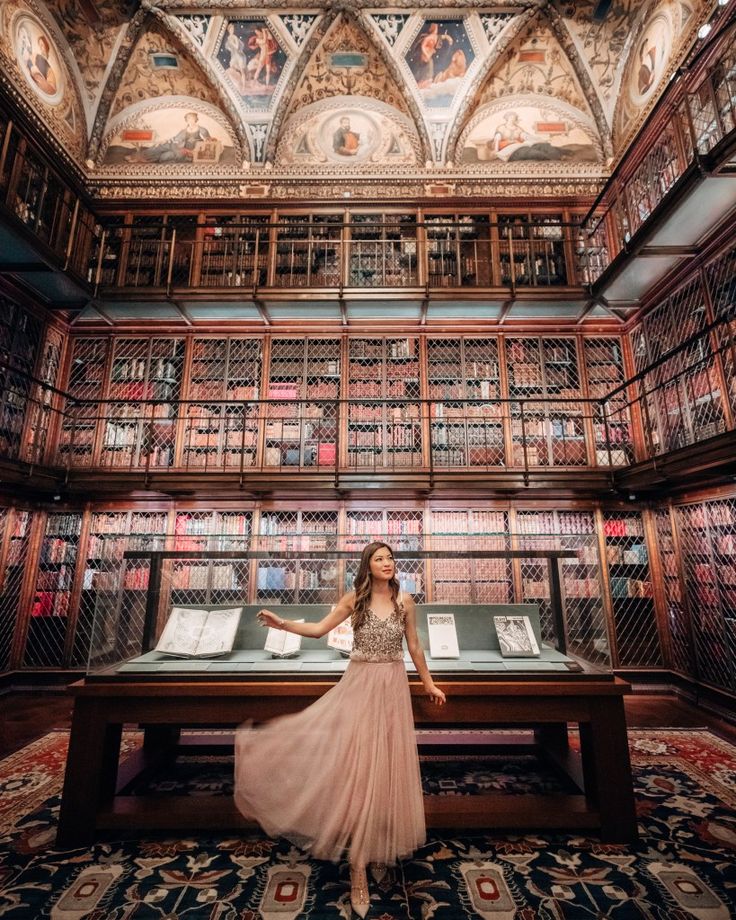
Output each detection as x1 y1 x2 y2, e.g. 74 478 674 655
0 729 735 919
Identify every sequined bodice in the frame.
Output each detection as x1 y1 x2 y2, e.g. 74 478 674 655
350 603 405 662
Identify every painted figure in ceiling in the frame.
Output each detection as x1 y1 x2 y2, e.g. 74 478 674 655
125 111 211 163
462 107 599 164
217 20 285 107
333 116 361 156
23 31 57 95
409 23 454 86
405 19 475 109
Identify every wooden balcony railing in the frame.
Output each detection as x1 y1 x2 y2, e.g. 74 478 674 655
90 220 592 293
582 28 736 281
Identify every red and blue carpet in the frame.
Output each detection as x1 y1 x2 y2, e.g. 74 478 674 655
0 728 735 918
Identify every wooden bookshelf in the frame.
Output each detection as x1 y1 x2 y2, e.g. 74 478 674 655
675 498 736 693
198 216 269 288
424 213 491 287
343 509 425 600
102 337 184 469
22 512 82 668
58 337 109 467
584 337 633 466
427 337 504 468
506 337 585 466
515 510 608 663
600 511 661 668
182 337 262 469
652 506 693 678
349 213 417 287
348 337 421 469
497 213 568 287
74 510 168 669
265 337 340 468
0 296 44 462
256 510 339 604
274 214 342 288
429 509 510 603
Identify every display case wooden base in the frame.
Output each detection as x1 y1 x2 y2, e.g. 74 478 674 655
57 672 637 847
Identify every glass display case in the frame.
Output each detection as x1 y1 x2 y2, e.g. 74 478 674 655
85 535 605 679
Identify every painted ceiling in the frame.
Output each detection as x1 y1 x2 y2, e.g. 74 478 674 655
0 0 710 199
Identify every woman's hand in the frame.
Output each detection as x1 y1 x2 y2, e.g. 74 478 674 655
425 683 446 706
257 608 284 629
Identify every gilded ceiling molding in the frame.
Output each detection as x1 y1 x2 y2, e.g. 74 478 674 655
92 174 603 200
443 5 538 164
264 8 338 164
153 8 253 162
545 5 613 159
86 4 152 165
157 0 543 10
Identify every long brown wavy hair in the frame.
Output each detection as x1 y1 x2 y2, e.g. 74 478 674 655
351 541 400 630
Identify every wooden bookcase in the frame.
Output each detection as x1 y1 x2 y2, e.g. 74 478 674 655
73 510 169 668
514 509 608 663
103 337 185 468
265 337 340 468
349 213 417 287
347 337 421 469
506 337 585 466
429 509 511 603
583 337 633 466
22 512 82 668
0 296 45 461
426 337 504 468
497 213 567 287
58 337 109 467
0 509 31 671
274 214 342 288
424 213 491 287
674 497 736 694
198 215 269 288
652 506 693 678
182 337 262 469
599 510 661 668
256 510 339 604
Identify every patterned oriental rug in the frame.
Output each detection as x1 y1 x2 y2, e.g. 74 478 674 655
0 729 735 919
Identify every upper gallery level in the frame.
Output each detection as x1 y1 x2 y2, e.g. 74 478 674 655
1 2 735 324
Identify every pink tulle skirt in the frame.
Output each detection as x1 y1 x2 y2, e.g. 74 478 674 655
234 659 426 864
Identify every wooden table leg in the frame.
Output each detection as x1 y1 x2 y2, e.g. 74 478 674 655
57 699 122 848
579 698 638 843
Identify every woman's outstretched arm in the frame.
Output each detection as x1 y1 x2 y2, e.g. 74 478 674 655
257 593 354 639
403 595 446 706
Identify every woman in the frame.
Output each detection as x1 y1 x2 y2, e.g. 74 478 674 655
235 542 446 917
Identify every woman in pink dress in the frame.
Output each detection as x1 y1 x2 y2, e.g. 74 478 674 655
234 541 446 917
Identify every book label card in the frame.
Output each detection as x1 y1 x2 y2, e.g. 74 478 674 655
427 612 460 659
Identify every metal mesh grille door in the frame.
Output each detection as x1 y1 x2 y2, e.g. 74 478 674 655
602 511 662 667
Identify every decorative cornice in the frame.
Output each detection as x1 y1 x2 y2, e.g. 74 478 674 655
91 174 604 200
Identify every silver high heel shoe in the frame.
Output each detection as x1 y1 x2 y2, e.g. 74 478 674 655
350 863 370 918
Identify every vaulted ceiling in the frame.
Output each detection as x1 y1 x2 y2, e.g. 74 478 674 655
0 0 711 199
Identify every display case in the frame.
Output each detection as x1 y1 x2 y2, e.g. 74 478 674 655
84 542 600 678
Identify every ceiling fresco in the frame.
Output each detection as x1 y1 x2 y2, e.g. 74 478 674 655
0 0 712 197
